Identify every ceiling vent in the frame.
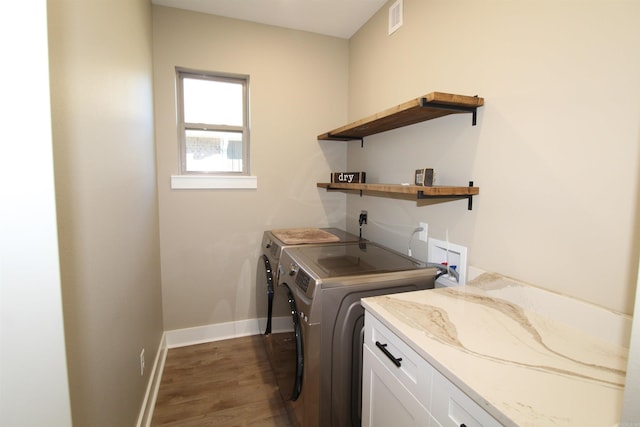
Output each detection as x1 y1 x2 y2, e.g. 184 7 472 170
388 0 403 35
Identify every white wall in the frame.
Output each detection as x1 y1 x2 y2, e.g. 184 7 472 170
0 0 72 425
346 0 640 315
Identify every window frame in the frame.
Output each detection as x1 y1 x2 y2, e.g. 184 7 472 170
175 67 250 176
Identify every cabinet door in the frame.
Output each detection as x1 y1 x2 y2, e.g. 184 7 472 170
431 370 501 427
362 344 434 427
364 312 432 400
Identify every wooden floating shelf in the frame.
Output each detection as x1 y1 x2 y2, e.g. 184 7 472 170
318 92 484 142
317 182 480 209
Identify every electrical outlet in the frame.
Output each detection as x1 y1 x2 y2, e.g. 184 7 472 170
418 222 428 242
359 210 368 225
140 348 145 376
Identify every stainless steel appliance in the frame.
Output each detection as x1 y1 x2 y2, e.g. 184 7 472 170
256 228 361 336
272 242 439 427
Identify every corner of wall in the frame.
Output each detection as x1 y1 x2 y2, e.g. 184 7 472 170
136 333 168 427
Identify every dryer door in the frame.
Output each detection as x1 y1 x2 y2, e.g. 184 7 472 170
256 254 275 334
271 282 303 401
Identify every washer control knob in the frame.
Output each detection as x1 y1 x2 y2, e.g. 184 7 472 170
288 263 299 276
265 240 272 249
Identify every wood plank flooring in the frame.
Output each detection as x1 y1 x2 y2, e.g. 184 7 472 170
151 335 292 427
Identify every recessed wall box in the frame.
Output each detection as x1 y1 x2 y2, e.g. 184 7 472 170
414 168 434 186
428 238 467 285
331 171 366 184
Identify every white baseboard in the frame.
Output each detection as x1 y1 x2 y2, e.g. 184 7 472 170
136 333 168 427
165 318 258 348
165 317 292 349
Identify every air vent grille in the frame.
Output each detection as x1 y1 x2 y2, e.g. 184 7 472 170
388 0 403 35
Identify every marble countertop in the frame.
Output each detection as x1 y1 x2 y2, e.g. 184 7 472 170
361 273 630 427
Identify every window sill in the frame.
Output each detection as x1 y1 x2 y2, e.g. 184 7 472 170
170 175 258 190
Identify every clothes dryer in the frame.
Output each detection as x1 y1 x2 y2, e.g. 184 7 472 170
256 228 360 336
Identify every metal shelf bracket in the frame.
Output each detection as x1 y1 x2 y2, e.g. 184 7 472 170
416 181 475 210
419 98 479 126
326 133 365 147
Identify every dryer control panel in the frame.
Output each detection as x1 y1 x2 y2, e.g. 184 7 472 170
295 269 311 293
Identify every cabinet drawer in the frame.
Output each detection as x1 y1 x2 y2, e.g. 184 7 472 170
364 312 432 400
431 370 501 427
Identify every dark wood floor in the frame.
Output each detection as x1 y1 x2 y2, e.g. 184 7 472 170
151 335 292 426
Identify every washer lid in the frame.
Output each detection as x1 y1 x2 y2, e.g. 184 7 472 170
287 242 424 278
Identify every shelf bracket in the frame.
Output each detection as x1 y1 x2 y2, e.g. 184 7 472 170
419 98 479 126
415 181 476 210
324 184 363 197
326 132 365 147
415 193 475 210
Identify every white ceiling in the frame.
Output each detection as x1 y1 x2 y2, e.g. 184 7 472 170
152 0 388 39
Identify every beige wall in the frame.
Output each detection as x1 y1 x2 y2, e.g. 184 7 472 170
48 0 164 424
152 6 349 330
622 256 640 422
346 0 640 315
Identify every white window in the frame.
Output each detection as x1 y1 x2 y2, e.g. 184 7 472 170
176 68 250 175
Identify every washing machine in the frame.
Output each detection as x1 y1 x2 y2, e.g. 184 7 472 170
271 241 441 427
256 228 361 336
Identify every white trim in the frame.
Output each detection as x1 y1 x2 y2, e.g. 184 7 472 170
165 317 292 348
170 175 257 190
136 333 168 427
166 318 258 348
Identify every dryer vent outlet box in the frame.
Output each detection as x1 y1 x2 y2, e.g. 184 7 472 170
428 238 467 286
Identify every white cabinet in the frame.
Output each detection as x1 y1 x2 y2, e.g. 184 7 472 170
362 311 502 427
362 345 435 427
431 369 502 427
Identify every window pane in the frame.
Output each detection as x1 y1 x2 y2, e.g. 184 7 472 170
185 129 243 172
183 78 243 126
